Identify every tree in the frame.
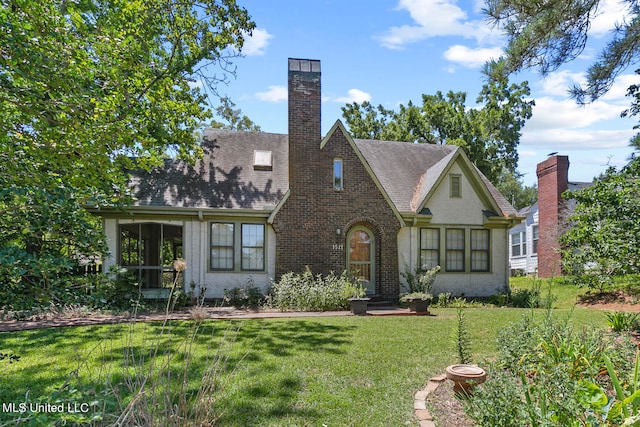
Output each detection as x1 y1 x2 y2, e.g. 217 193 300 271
210 96 261 131
0 0 255 301
1 0 254 243
341 67 534 184
560 157 640 288
494 169 537 210
484 0 640 103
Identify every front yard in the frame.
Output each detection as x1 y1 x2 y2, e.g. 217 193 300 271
0 306 608 426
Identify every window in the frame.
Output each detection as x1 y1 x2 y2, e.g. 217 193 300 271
420 228 440 270
532 225 539 254
511 231 526 257
333 158 343 190
211 223 234 270
210 222 265 271
471 229 490 272
119 223 183 288
446 229 465 272
241 224 265 270
450 174 462 198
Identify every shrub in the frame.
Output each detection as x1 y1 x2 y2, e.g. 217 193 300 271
223 282 264 309
267 269 358 311
465 312 637 426
606 311 639 332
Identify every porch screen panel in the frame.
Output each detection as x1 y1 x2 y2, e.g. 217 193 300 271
445 229 465 272
241 224 265 271
471 229 490 272
420 228 439 270
211 223 234 270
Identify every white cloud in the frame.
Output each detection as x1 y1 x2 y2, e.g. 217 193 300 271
538 70 587 97
590 0 631 37
377 0 492 49
255 85 287 102
521 127 634 150
443 45 503 68
333 89 372 104
527 97 622 131
241 28 273 56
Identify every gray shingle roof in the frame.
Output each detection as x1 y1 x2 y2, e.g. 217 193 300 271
130 128 516 218
129 129 288 210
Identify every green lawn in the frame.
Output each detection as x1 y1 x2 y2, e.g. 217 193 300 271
0 306 607 426
509 275 588 308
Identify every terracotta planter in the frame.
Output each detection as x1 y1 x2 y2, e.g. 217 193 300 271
408 298 430 314
348 298 370 315
445 364 486 395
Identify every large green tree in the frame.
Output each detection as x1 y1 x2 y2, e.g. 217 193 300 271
560 157 640 288
0 0 254 299
0 0 254 248
341 66 534 184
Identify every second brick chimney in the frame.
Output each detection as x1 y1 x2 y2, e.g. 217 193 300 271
536 155 569 277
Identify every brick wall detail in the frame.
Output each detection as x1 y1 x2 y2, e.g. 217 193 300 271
273 59 401 298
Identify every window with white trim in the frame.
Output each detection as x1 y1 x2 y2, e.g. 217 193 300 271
532 225 539 254
511 231 526 257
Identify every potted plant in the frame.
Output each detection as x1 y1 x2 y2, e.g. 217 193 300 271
400 265 440 314
445 305 486 395
343 276 369 315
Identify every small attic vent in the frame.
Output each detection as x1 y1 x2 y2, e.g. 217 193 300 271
253 150 272 170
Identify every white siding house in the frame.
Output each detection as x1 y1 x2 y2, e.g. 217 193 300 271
509 203 539 276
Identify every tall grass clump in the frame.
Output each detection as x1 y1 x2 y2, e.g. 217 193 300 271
267 268 362 311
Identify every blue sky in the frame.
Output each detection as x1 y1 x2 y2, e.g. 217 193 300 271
200 0 638 187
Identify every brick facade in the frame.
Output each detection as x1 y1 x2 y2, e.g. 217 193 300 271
536 155 569 277
273 59 402 299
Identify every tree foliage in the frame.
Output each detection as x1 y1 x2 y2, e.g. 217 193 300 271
341 66 534 184
560 157 640 287
210 96 261 131
494 168 537 210
0 0 255 304
484 0 639 103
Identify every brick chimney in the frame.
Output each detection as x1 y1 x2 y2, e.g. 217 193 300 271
288 58 321 193
536 155 569 277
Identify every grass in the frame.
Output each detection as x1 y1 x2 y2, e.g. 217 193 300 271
0 306 608 426
509 275 588 309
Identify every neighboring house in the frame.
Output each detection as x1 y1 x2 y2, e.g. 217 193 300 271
93 58 521 300
508 155 592 277
509 202 538 276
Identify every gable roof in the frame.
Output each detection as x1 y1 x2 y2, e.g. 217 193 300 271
129 129 288 211
129 126 516 219
354 136 517 217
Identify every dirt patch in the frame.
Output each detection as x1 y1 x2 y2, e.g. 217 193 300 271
425 380 474 427
576 289 640 312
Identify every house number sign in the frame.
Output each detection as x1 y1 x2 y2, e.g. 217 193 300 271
332 244 344 251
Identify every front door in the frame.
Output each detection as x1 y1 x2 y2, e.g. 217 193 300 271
347 227 375 295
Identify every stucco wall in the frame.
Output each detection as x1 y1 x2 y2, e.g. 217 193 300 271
101 217 276 299
398 227 509 297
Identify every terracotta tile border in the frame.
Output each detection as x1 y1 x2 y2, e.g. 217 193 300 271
414 374 447 427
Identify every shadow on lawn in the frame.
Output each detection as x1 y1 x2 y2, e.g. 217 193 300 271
214 319 356 425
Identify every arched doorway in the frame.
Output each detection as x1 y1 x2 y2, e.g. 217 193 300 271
347 226 375 295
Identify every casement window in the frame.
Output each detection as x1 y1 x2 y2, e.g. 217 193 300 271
333 158 343 190
471 229 490 272
420 228 440 270
511 231 527 257
210 222 265 272
119 222 183 289
532 225 539 254
445 229 465 272
450 174 462 198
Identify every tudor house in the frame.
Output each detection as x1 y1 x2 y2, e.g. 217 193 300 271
94 58 521 300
